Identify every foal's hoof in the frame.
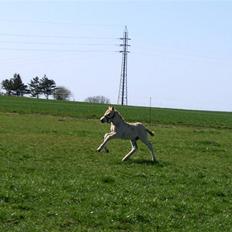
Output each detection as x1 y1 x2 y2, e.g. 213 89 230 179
97 148 101 152
152 159 159 164
122 157 128 162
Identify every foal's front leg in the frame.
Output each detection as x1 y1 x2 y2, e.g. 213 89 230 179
103 133 110 153
97 132 116 152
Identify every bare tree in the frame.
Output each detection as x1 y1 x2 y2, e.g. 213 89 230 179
85 95 110 104
53 86 71 100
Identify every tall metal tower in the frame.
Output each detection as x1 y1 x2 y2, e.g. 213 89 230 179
117 26 131 105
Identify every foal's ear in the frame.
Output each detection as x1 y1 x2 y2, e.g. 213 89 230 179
108 106 115 111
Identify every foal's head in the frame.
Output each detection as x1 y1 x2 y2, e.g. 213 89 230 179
100 106 116 123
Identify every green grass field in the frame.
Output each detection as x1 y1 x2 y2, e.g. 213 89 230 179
0 96 232 231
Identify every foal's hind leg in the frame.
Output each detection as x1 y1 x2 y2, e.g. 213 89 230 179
122 140 138 161
140 138 158 162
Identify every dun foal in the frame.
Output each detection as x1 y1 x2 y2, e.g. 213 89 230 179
97 106 158 162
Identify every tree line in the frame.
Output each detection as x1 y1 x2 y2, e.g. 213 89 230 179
1 73 71 100
1 73 111 103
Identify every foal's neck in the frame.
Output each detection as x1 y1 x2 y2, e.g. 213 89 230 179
112 112 126 127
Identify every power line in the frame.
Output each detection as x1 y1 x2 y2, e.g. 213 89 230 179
0 19 122 28
0 40 116 46
135 49 232 64
0 33 115 40
0 47 114 53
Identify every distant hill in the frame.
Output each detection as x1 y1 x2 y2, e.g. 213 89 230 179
0 96 231 129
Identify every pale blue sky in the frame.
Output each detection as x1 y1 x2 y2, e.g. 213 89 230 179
0 0 231 111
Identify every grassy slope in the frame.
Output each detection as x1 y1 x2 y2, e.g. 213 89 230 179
0 96 232 231
0 96 232 128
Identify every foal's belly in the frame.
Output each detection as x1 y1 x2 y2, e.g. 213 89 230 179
117 125 139 140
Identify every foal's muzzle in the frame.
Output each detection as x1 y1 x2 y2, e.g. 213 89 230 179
100 116 106 123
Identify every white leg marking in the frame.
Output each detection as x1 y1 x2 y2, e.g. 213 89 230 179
97 132 116 152
103 133 109 153
122 140 138 161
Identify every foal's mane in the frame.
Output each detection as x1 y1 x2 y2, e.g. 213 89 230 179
115 110 125 122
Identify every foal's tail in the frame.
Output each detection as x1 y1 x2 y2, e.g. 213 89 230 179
146 128 154 136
